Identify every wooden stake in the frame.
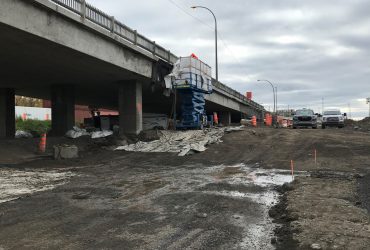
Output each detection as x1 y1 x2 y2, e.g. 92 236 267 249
291 160 294 181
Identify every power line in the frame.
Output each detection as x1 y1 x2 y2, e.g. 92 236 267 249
166 0 213 29
174 0 242 63
166 0 243 65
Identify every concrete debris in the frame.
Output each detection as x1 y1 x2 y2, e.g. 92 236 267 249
115 127 242 156
143 113 168 130
311 243 322 249
196 213 208 218
15 130 33 138
240 119 252 126
232 215 241 219
54 144 79 159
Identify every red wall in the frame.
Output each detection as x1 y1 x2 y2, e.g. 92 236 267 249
42 100 118 124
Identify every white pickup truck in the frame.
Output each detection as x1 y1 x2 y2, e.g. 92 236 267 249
322 109 345 129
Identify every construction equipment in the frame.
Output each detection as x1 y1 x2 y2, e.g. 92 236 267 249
171 55 213 129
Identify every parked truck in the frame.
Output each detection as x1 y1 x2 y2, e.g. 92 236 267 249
322 109 345 128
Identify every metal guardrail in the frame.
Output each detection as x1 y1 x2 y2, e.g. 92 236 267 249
48 0 265 111
50 0 176 63
212 81 265 111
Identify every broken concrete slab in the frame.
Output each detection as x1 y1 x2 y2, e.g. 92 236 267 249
54 144 79 159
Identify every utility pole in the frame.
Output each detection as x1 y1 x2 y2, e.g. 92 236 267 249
321 97 324 114
366 98 370 117
257 80 276 113
348 103 352 119
275 86 278 114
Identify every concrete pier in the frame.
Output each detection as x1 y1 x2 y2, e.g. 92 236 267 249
0 88 15 138
51 85 75 136
219 111 231 126
119 81 143 135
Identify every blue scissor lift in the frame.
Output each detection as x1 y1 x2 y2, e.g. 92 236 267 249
173 67 213 130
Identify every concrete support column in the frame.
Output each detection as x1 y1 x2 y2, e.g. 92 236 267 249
0 88 15 138
219 111 231 126
118 80 142 135
51 85 75 136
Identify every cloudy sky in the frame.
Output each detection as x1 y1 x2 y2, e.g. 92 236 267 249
89 0 370 119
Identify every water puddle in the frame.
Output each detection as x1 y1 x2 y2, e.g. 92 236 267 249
209 163 306 249
0 168 75 203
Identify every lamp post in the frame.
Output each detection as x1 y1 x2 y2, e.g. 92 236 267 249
275 86 278 113
257 79 276 113
191 6 218 82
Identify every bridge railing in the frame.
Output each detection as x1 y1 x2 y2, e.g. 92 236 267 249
50 0 177 63
212 81 265 111
49 0 264 111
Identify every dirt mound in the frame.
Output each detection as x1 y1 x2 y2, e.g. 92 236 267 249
358 173 370 213
346 117 370 130
271 174 370 249
269 182 299 250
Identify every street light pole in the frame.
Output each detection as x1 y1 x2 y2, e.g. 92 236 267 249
191 6 218 82
257 80 276 113
275 86 278 114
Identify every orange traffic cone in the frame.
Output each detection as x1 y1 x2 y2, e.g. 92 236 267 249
268 114 273 126
213 112 219 125
252 116 257 127
265 114 271 126
39 133 47 153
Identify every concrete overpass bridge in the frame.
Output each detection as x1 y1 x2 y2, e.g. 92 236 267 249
0 0 265 137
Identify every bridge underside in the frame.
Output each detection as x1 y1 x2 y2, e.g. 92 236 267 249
0 23 260 137
0 0 263 137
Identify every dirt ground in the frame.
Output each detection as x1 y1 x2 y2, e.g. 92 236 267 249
0 127 370 249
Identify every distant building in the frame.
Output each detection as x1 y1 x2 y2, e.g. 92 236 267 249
16 100 118 123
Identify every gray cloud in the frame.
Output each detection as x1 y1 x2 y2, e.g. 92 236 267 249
88 0 370 118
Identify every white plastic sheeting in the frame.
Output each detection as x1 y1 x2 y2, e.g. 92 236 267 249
15 130 33 138
65 126 90 139
91 130 113 139
65 126 113 139
164 56 213 93
115 126 244 156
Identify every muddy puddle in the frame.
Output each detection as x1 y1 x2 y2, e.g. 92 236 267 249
122 163 306 249
206 164 306 249
111 162 307 249
0 168 75 203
